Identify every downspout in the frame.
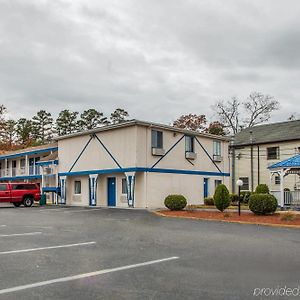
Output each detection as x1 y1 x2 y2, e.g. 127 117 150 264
257 145 260 185
230 137 236 194
250 131 254 192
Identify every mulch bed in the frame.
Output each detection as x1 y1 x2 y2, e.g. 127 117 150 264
156 210 300 228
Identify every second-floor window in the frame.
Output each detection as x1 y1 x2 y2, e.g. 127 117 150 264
151 130 163 149
213 141 221 156
267 147 279 160
185 136 194 152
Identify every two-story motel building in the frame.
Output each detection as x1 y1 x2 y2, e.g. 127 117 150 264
0 120 230 208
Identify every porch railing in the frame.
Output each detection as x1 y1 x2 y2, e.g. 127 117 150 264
271 190 300 207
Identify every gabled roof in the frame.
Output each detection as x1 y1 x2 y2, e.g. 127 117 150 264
55 119 230 142
233 120 300 147
268 154 300 169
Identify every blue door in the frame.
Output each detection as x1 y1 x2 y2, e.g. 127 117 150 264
204 178 209 198
107 177 116 206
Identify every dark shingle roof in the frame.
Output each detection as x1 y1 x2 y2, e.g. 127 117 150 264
233 120 300 146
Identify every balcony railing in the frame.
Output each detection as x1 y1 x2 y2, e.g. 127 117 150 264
0 165 41 178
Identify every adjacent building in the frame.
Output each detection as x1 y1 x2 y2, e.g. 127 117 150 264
231 120 300 194
0 120 230 208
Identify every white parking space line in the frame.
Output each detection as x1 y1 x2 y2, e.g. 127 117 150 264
39 208 71 212
0 225 6 227
64 208 102 213
0 256 179 295
0 241 96 255
0 232 42 237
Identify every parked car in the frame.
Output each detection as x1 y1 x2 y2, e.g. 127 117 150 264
0 183 41 207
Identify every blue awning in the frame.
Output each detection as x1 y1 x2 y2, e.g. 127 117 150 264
268 154 300 169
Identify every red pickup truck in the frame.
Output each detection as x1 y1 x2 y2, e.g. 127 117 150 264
0 183 41 207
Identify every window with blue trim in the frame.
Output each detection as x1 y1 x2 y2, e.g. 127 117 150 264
185 136 194 152
151 130 163 149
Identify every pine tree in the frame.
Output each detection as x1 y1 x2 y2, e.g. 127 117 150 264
2 119 16 150
16 118 33 146
77 109 108 131
55 109 79 136
32 110 53 143
110 108 129 124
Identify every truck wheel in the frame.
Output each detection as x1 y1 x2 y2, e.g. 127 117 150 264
13 202 21 207
23 197 34 207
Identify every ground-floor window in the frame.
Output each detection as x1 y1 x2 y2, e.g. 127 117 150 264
214 179 222 189
74 180 81 195
121 178 127 194
239 177 249 190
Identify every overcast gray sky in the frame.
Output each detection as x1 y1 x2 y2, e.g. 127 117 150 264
0 0 299 123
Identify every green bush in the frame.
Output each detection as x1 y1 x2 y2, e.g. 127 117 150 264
229 194 239 204
248 194 277 215
255 184 269 194
214 184 230 212
164 195 187 211
204 197 214 206
240 191 252 204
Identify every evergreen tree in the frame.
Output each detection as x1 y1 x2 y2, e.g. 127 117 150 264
32 110 53 143
56 109 79 136
77 109 108 131
110 108 129 124
2 119 16 150
16 118 33 146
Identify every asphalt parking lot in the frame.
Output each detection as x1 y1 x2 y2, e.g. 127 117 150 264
0 205 299 300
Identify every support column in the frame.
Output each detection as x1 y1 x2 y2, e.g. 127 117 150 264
280 170 284 209
89 174 98 206
59 176 67 205
25 155 29 175
4 159 7 177
125 172 136 207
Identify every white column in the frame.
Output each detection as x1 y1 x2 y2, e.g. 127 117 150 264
280 169 284 209
4 159 7 176
25 155 29 175
59 176 67 205
89 174 98 206
125 172 136 207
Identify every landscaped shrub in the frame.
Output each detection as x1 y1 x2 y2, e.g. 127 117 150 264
164 195 187 211
229 194 239 205
214 184 230 212
255 184 270 194
204 197 214 206
248 194 277 215
240 191 252 204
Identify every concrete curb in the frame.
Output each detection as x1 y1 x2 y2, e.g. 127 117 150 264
153 211 300 229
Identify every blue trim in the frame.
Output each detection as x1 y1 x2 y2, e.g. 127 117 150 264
0 147 58 160
0 175 42 181
59 167 230 177
36 160 58 166
69 136 94 172
94 134 123 169
194 137 223 173
42 187 60 193
151 135 185 169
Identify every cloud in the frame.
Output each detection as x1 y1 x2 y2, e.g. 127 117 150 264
0 0 299 123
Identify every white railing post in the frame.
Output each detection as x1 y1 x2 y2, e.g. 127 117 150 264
280 170 284 209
